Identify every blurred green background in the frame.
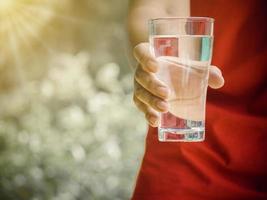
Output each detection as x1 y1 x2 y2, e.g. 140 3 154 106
0 0 146 199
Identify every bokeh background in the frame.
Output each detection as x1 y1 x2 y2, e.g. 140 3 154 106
0 0 147 199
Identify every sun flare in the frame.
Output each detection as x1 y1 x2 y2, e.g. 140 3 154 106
0 0 56 62
0 0 16 12
0 0 90 92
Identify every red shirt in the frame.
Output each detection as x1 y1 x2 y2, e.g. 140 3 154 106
132 0 267 199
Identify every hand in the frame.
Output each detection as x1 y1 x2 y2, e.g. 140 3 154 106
133 42 224 127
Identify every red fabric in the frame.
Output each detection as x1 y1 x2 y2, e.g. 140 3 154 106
132 0 267 199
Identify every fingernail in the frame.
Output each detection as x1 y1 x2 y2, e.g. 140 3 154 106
214 67 222 76
157 101 168 111
157 87 169 98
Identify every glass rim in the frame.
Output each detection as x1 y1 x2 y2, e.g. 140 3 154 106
149 17 214 23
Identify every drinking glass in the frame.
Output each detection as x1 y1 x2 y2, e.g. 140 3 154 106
149 17 214 142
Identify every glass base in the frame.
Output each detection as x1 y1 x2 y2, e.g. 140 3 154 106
158 128 205 142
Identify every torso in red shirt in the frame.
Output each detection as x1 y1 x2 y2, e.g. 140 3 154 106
132 0 267 199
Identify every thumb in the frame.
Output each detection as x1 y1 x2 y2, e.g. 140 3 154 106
208 65 225 89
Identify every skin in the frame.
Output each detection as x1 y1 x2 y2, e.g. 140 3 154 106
128 0 225 127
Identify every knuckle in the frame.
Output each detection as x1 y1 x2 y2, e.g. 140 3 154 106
133 95 137 103
133 43 141 55
133 43 146 59
133 79 139 91
133 96 142 110
135 67 147 84
139 53 150 66
135 86 143 98
134 96 147 113
145 111 150 120
146 76 155 90
148 95 157 107
134 67 141 80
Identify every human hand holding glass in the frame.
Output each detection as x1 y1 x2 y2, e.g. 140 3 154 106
133 18 224 141
133 43 224 121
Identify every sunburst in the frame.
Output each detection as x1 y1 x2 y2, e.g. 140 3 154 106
0 0 88 90
0 0 54 69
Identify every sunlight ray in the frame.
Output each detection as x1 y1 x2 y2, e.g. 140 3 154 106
10 8 40 61
16 8 56 55
19 2 90 26
18 4 61 40
6 13 26 84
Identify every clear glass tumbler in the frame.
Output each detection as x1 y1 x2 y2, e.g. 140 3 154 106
149 17 214 142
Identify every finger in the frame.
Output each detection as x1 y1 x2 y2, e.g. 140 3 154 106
134 82 169 112
135 66 169 99
133 96 160 127
145 107 160 127
133 43 158 73
208 65 225 89
133 94 148 114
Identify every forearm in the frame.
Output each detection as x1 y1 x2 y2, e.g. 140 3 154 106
128 0 190 46
128 1 168 46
